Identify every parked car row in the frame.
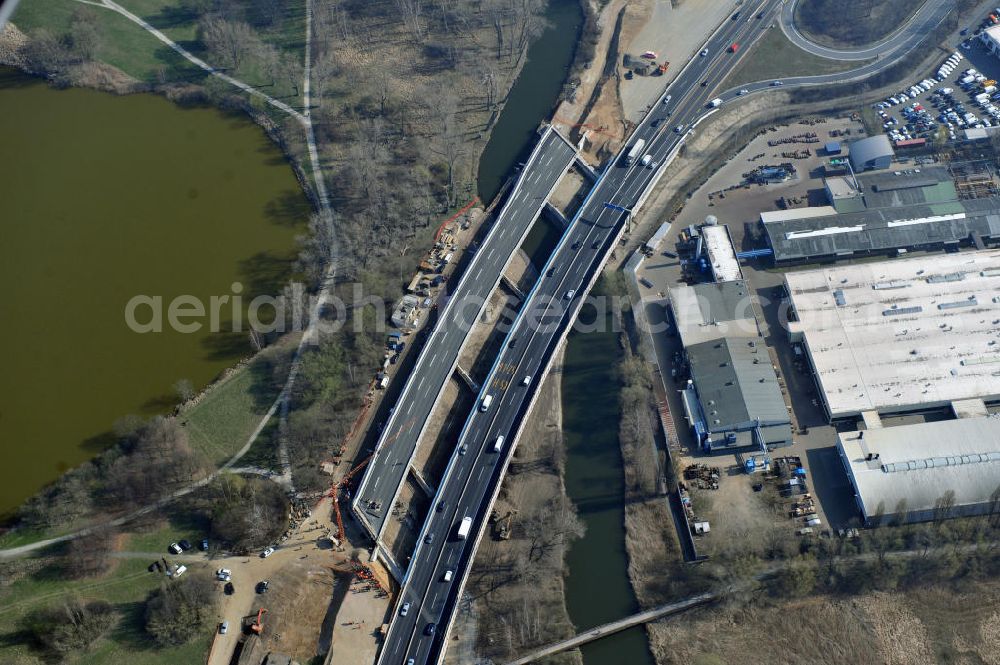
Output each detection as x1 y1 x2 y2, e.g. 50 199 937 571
871 42 1000 144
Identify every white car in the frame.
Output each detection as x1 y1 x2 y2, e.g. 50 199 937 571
564 290 575 300
260 546 275 558
738 88 749 96
170 565 187 578
661 94 672 105
700 48 708 56
400 602 410 617
168 542 183 555
674 124 685 133
771 80 783 86
216 568 232 581
522 375 532 386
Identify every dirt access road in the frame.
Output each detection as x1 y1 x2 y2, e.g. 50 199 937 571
205 495 389 665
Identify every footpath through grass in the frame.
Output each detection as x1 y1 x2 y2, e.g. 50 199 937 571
723 27 871 89
181 336 295 467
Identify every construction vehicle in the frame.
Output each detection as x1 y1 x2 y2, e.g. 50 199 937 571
326 453 374 550
244 608 267 635
490 509 516 540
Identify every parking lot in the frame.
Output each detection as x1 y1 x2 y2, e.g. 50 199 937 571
874 14 1000 144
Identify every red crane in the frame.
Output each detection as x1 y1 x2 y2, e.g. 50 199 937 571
248 608 267 634
327 454 374 548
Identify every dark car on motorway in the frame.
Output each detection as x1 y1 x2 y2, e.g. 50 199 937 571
425 623 436 636
572 240 582 250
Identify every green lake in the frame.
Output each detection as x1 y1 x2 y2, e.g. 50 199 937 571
0 69 309 515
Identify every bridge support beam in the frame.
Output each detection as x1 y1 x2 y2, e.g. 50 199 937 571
453 364 480 392
575 155 598 181
409 466 436 498
543 202 570 230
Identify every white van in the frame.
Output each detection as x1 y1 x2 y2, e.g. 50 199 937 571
442 570 453 582
480 394 493 412
494 435 505 452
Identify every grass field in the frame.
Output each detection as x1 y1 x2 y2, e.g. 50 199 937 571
11 0 204 82
11 0 304 95
181 336 294 466
794 0 924 49
723 27 871 89
0 557 214 665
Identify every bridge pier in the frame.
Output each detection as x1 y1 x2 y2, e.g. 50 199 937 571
500 274 527 301
575 155 598 181
453 364 480 392
543 202 570 230
409 466 436 498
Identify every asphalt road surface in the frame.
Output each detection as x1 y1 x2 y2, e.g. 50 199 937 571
353 129 579 550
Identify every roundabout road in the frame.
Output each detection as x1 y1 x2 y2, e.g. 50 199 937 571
780 0 953 61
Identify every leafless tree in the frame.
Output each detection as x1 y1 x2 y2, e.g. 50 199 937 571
394 0 424 40
199 17 255 71
482 66 500 110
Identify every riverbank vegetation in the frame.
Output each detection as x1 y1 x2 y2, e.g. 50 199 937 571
453 351 582 665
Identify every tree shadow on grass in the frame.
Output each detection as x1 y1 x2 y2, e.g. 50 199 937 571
142 4 198 31
247 355 281 414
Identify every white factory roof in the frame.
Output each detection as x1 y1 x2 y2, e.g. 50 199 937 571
838 416 1000 523
760 206 837 224
669 280 759 347
983 24 1000 49
701 224 742 282
785 249 1000 419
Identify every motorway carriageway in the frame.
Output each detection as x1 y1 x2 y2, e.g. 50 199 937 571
381 2 785 664
352 128 579 559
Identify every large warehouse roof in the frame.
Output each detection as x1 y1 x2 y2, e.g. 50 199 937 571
763 168 1000 262
838 417 1000 524
785 250 1000 419
687 337 791 446
669 281 758 347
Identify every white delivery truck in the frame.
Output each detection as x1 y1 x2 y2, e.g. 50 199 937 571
456 516 473 540
480 394 493 412
493 435 505 452
624 138 646 166
709 97 723 108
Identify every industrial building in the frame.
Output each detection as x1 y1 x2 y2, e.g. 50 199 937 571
980 24 1000 56
681 337 792 451
700 223 742 282
838 416 1000 525
784 249 1000 421
848 135 894 171
763 166 1000 263
668 280 759 348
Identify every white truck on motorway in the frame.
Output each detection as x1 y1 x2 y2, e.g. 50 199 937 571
456 516 473 540
709 97 723 108
480 394 493 411
625 138 646 165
